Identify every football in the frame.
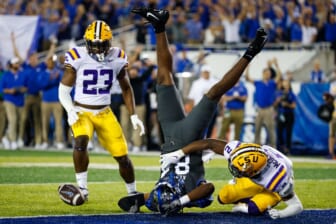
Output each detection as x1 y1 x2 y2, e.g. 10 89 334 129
58 184 86 206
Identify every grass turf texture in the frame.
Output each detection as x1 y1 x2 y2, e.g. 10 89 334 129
0 149 336 217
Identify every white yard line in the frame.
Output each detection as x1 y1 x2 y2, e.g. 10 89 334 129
0 162 160 170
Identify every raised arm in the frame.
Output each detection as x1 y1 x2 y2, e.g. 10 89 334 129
160 139 228 169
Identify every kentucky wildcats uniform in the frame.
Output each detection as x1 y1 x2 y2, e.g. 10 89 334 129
145 84 217 211
64 46 128 157
219 141 294 213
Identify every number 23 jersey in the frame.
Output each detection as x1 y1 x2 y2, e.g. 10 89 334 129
64 46 128 106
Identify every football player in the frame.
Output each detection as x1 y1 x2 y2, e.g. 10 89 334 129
118 8 268 216
160 139 303 219
58 20 145 201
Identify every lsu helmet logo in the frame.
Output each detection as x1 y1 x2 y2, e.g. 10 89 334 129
228 143 268 178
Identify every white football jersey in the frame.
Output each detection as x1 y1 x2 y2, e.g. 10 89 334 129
64 46 128 106
224 141 294 197
252 145 294 197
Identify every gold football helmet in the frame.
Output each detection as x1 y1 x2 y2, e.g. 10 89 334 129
84 20 112 61
228 143 268 178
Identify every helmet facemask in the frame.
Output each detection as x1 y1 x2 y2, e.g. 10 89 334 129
85 39 111 61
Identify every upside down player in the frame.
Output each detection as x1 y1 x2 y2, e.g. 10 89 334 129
58 20 145 200
160 139 303 219
118 7 268 216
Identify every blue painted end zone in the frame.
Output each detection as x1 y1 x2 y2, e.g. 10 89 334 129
1 210 335 224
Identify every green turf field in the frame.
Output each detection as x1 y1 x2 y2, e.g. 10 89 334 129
0 149 336 217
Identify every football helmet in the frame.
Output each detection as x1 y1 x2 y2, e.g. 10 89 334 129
145 182 180 215
84 20 112 61
228 143 268 178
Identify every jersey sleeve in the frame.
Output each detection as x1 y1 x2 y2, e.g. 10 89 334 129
64 47 83 70
110 47 128 77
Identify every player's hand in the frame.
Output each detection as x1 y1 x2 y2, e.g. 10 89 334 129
130 114 145 136
67 108 81 126
160 150 185 169
202 149 215 163
268 208 281 219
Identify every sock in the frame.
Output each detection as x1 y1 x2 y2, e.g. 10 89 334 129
76 171 88 190
179 195 190 206
126 181 136 194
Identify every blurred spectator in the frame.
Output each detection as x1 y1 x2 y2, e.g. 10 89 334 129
120 61 155 153
274 79 297 155
187 65 218 137
216 6 243 44
262 19 276 43
289 15 303 45
317 92 335 159
184 12 204 44
38 54 64 150
203 13 224 45
171 7 188 44
245 59 282 147
324 13 336 65
218 80 247 141
301 18 318 47
310 59 326 83
175 49 194 73
40 0 61 51
0 58 27 150
11 31 48 149
0 64 9 149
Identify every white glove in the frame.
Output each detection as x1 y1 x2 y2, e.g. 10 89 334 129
268 208 281 219
160 149 185 170
202 149 215 163
130 114 145 136
67 108 81 126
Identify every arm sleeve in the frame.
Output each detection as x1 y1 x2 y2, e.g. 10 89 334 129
58 83 74 113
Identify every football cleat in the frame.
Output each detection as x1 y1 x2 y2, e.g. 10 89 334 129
118 192 145 213
131 7 169 33
79 187 89 201
243 27 268 61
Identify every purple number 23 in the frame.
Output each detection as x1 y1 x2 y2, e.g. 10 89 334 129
83 69 113 94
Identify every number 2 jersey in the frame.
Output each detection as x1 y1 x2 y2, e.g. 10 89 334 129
224 141 294 198
64 46 128 106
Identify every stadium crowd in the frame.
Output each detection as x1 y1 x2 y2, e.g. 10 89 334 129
0 0 336 48
0 0 335 158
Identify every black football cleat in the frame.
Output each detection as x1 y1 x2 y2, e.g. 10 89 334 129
243 27 268 61
118 192 145 213
131 7 169 33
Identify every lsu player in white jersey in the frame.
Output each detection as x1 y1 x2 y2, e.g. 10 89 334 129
58 20 145 201
160 139 303 219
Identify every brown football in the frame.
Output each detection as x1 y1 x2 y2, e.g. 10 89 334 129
58 184 85 206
